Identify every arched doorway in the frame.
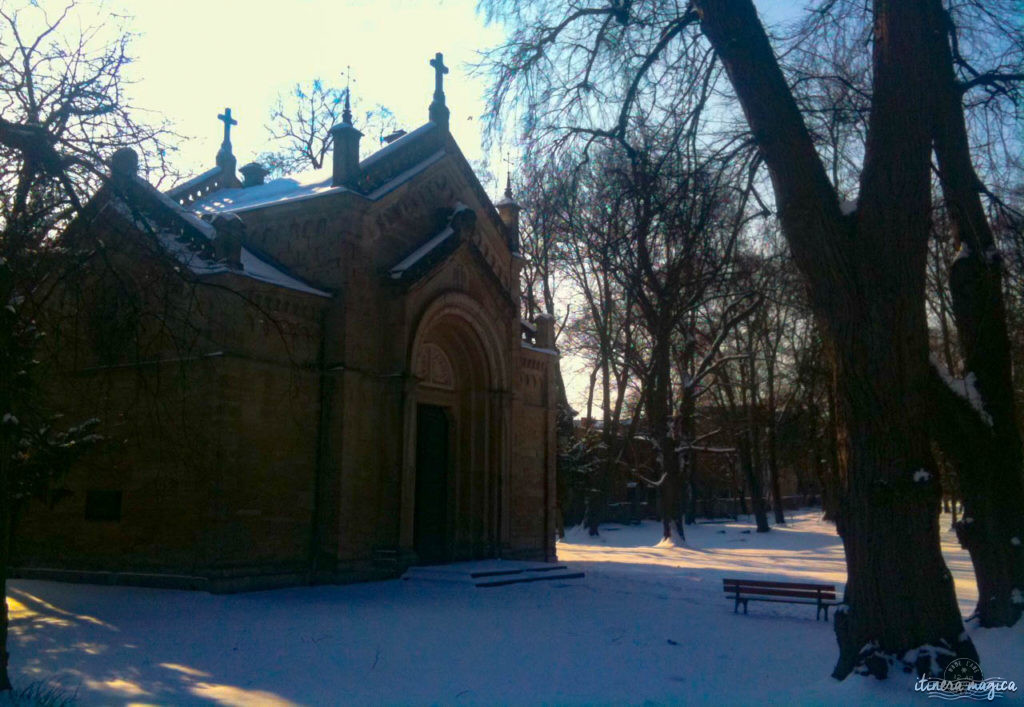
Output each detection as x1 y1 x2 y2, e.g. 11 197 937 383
401 294 509 564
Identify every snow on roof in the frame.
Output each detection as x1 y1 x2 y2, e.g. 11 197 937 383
154 230 330 298
109 176 216 242
188 122 446 215
364 150 445 200
140 180 217 239
189 167 341 215
388 202 473 280
238 249 331 297
389 226 454 279
167 166 222 198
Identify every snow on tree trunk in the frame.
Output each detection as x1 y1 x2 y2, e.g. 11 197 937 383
926 10 1024 625
693 0 978 678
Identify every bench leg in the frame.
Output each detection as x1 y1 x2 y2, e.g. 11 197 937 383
743 599 748 615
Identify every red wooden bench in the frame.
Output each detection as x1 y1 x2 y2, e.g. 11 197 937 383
723 578 838 621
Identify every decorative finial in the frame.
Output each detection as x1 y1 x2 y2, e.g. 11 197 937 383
428 52 450 128
342 66 353 124
110 147 139 179
502 152 515 200
495 152 521 253
343 88 352 125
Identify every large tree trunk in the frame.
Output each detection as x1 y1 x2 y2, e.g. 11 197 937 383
694 0 977 678
742 354 770 533
678 384 699 525
650 336 684 542
738 437 770 533
929 370 1023 627
829 322 974 679
924 0 1024 628
588 355 614 537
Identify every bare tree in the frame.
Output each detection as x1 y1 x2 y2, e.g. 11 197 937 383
480 0 1024 679
0 1 175 691
260 79 397 176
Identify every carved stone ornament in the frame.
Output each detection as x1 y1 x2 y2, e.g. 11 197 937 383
415 342 455 389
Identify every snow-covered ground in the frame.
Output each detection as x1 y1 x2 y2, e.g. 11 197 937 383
6 510 1022 705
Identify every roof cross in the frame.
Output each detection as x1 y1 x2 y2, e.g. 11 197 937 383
217 108 237 146
430 52 448 99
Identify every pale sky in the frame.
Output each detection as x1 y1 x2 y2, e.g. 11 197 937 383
118 0 797 183
120 0 504 181
109 0 797 412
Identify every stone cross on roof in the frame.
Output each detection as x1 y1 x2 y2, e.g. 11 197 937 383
218 108 237 148
216 107 238 176
428 52 450 128
430 52 448 99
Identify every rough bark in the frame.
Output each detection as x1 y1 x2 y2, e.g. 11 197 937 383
738 436 770 533
678 383 699 525
924 0 1024 627
742 345 771 533
927 368 1023 626
651 335 685 541
693 0 976 678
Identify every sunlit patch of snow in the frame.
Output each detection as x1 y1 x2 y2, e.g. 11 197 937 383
654 526 687 548
7 510 1022 705
82 678 151 698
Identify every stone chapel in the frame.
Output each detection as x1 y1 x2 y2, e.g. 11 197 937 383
13 54 559 591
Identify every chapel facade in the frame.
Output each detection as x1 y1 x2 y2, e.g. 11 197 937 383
13 54 559 591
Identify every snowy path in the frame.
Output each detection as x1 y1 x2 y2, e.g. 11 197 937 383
6 511 1022 705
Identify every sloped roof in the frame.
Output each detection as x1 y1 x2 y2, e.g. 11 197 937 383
190 166 340 214
152 230 330 297
108 175 331 298
389 226 456 280
188 122 446 215
166 166 222 200
388 203 471 282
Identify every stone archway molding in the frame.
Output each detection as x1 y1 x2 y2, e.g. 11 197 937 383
408 290 509 392
400 290 511 559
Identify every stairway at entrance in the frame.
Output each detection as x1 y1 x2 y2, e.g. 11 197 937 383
402 559 584 587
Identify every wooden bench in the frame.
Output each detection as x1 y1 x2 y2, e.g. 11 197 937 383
723 578 838 621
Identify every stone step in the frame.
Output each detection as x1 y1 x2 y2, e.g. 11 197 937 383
401 560 585 588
